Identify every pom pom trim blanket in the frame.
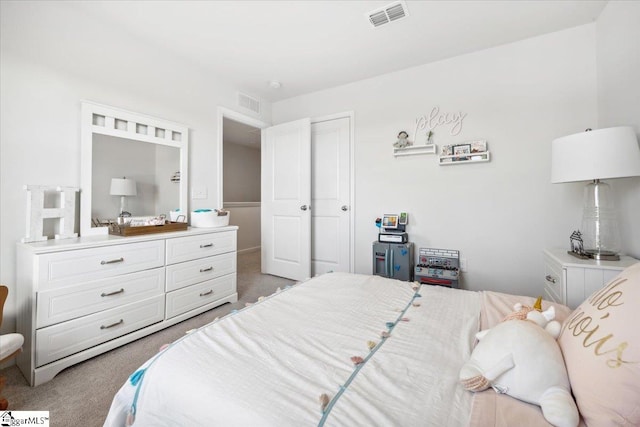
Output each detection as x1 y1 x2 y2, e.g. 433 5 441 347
104 272 481 426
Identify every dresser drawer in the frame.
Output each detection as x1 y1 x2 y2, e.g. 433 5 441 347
35 295 165 367
544 254 564 302
166 231 236 265
36 268 165 328
165 252 236 292
36 240 165 290
165 274 236 319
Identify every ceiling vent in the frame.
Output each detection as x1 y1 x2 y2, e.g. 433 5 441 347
238 92 261 114
366 1 409 28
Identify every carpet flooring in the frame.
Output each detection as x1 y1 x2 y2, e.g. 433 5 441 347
1 250 293 426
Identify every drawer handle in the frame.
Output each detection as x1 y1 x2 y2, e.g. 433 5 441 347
200 267 213 273
101 288 125 297
200 243 214 248
101 257 124 265
199 290 213 297
545 275 557 284
100 319 124 330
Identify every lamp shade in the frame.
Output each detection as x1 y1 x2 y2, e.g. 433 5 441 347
109 178 137 196
551 126 640 183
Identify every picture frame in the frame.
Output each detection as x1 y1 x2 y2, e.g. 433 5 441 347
470 140 487 153
441 145 453 156
452 144 471 161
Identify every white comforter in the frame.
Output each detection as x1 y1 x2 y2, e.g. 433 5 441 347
104 273 480 427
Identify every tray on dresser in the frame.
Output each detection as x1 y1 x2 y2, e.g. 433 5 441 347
109 221 188 236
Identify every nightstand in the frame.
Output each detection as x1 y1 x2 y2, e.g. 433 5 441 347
543 248 638 308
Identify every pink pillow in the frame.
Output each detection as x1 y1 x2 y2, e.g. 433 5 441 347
558 261 640 426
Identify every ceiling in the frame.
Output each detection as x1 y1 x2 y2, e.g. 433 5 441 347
223 117 261 149
67 1 607 103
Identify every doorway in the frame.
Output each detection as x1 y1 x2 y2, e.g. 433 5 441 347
218 108 269 260
222 117 262 254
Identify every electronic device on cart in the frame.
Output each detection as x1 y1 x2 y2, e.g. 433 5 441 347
378 212 408 243
373 212 413 281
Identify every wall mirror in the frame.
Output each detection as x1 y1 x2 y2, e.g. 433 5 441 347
80 101 189 236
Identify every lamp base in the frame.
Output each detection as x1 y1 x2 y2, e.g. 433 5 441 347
584 249 620 261
567 251 590 260
581 180 622 262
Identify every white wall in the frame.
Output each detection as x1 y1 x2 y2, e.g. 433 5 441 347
0 2 270 332
223 142 261 202
223 141 261 252
273 25 598 297
226 204 261 253
596 1 640 259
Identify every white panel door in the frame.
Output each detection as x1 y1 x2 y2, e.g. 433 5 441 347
311 117 351 275
261 118 311 281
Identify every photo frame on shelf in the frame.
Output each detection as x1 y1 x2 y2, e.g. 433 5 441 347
470 140 487 153
441 145 453 156
452 144 471 161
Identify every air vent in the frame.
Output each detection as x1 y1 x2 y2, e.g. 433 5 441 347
366 1 409 28
238 92 261 114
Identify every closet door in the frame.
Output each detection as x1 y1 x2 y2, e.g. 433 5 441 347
311 117 351 275
261 118 311 281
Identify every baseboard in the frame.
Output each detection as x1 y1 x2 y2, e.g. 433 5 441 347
238 246 260 255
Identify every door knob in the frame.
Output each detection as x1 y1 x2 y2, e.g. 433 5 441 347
341 205 348 211
300 205 308 211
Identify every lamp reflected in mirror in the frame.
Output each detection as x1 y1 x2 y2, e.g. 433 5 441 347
110 177 137 220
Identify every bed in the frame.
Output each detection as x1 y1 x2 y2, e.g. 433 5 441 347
104 266 640 427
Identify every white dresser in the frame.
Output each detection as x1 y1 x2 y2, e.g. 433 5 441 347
543 248 638 308
16 227 238 386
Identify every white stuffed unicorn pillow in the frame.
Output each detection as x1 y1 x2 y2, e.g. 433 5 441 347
459 302 579 427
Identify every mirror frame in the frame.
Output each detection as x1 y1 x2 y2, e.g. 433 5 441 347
80 101 189 236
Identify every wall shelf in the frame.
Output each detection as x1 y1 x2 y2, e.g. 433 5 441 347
439 151 490 165
393 144 437 157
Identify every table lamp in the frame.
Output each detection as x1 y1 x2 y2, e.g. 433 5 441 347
110 177 137 218
551 126 640 260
